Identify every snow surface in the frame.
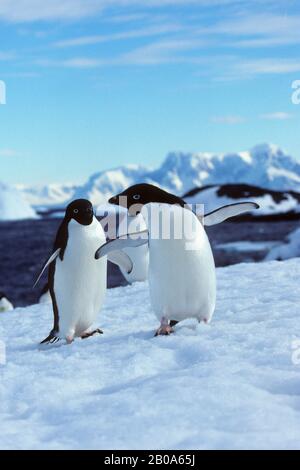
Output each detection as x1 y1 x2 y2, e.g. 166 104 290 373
1 259 300 450
265 227 300 261
0 182 37 221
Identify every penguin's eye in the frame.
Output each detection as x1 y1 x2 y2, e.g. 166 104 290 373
73 209 79 214
133 194 141 200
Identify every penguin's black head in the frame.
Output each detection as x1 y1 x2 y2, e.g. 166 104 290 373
66 199 94 226
109 183 185 215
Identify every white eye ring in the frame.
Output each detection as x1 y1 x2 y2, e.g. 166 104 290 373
133 194 141 200
73 209 79 214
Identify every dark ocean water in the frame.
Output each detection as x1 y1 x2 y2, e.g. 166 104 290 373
0 218 297 307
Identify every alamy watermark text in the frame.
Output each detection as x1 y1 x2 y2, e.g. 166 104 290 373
291 80 300 105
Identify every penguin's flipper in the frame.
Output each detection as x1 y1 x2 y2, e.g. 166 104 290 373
203 202 259 226
107 250 134 274
95 230 148 261
33 248 61 288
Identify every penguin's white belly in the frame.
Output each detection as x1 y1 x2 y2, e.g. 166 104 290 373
54 220 107 338
148 227 216 323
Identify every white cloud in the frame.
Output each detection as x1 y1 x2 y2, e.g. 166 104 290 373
211 115 245 124
120 38 208 65
229 33 300 48
37 57 99 68
8 2 299 80
260 112 294 121
51 9 300 52
0 1 270 23
191 12 300 49
227 14 300 48
39 38 212 68
211 55 300 81
57 58 106 68
105 13 150 24
235 58 300 75
0 0 104 22
54 23 183 48
206 13 300 37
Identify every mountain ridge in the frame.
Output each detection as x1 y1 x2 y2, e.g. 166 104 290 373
5 143 300 220
70 143 300 206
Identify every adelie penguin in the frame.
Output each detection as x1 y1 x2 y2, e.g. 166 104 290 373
35 199 132 345
97 184 259 336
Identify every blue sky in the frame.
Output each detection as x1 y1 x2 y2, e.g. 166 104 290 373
0 0 300 184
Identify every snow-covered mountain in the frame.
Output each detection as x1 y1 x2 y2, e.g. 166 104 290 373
72 164 148 207
71 143 300 206
15 183 77 207
0 182 37 221
14 143 300 211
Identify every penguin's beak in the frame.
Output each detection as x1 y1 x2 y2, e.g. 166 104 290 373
109 195 118 205
109 194 129 210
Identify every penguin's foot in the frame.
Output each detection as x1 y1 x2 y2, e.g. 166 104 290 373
154 324 174 337
66 335 74 344
40 332 60 345
81 328 103 340
39 337 60 347
39 336 62 350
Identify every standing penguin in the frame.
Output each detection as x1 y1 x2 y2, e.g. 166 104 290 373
97 184 259 335
35 199 132 345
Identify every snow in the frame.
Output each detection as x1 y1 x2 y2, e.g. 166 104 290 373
0 182 37 221
268 166 300 185
72 166 149 207
265 227 300 261
1 259 300 450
